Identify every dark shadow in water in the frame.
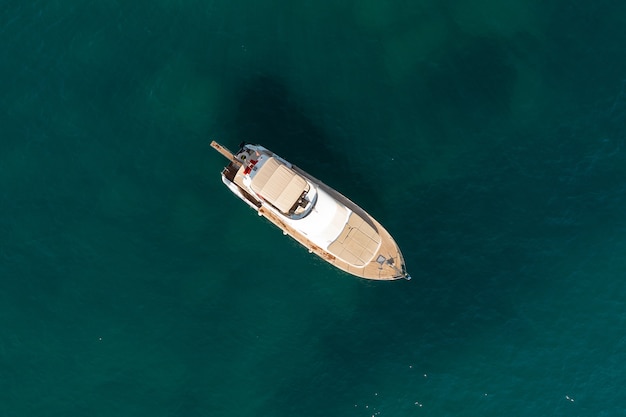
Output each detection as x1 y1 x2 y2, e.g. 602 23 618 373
225 74 387 217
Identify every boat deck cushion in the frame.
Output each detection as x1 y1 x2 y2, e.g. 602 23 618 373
328 213 381 266
251 157 308 213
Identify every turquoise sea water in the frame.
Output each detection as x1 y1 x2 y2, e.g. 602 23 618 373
2 1 626 416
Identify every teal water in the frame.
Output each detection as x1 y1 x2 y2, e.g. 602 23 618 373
2 1 626 416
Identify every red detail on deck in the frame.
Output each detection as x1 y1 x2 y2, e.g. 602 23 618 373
243 159 258 175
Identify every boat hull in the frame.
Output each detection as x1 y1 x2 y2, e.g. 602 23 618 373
211 141 410 281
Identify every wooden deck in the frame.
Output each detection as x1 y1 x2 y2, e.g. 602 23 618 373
293 166 407 279
258 204 405 280
259 167 407 280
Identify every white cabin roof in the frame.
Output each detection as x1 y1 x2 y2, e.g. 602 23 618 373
290 188 348 246
283 188 382 266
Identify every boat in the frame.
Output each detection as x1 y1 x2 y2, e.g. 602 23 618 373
210 141 411 281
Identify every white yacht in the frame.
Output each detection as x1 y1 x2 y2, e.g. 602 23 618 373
211 141 410 281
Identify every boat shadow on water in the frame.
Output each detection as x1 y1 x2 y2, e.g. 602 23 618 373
227 74 388 220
